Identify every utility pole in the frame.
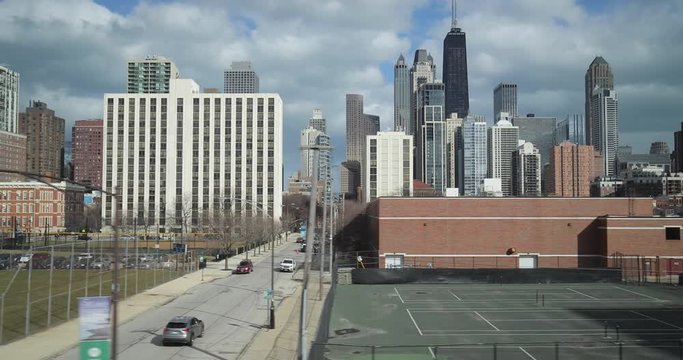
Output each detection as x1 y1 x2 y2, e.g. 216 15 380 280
319 182 328 300
270 204 275 329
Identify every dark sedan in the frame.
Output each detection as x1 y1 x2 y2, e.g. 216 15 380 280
233 259 253 274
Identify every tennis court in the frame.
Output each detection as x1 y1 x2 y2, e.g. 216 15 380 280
321 283 683 359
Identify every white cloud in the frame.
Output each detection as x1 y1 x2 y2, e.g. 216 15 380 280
1 0 681 183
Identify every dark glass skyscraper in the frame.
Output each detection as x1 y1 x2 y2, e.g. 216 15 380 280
443 0 469 118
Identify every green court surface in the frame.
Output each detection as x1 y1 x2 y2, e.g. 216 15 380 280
322 284 683 359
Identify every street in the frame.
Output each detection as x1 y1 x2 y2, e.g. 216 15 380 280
52 239 305 360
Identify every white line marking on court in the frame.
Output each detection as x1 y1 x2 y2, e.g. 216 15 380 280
614 286 662 300
406 309 423 335
567 287 599 300
631 310 683 329
428 347 436 359
394 287 405 304
519 346 538 360
474 311 500 331
448 289 462 300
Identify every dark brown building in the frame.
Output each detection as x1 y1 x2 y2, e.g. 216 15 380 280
72 119 103 188
0 130 26 181
18 101 65 179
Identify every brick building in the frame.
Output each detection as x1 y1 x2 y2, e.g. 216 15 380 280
0 181 86 236
71 119 103 188
367 197 683 269
18 101 65 179
547 142 594 197
0 130 26 181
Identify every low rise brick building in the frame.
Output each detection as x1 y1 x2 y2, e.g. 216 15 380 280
0 181 86 237
366 197 683 269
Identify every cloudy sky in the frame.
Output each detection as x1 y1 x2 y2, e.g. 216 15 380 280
1 0 682 182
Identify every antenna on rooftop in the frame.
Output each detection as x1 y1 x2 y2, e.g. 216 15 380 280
451 0 458 29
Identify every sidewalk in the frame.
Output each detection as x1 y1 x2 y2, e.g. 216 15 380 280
1 238 291 360
240 269 332 360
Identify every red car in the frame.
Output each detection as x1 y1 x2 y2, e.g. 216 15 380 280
233 259 254 274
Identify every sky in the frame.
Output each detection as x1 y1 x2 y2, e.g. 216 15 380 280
1 0 682 185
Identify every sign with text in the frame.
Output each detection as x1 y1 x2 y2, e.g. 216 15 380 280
78 296 112 360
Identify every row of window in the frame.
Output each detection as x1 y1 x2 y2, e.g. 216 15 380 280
0 190 59 201
0 216 57 227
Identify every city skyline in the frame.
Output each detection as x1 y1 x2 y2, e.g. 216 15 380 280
1 0 681 185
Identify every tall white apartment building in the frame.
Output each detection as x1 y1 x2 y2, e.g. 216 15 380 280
591 87 619 177
512 142 541 196
127 56 180 94
459 114 487 196
102 78 282 231
0 65 20 133
488 114 519 196
224 61 259 94
365 131 413 203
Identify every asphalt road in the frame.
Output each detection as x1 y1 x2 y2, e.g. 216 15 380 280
52 241 305 360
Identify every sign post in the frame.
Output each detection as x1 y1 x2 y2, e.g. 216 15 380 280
79 296 112 360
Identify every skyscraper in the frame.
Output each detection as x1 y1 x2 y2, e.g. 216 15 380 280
309 108 326 133
415 82 446 191
72 119 103 188
512 114 556 167
365 131 413 203
548 142 595 197
443 0 469 118
0 65 19 133
345 94 379 199
674 122 683 173
555 114 585 145
512 142 541 196
300 125 331 183
649 141 669 155
459 114 487 196
18 101 65 179
488 115 519 196
591 88 619 177
224 61 260 93
446 113 464 188
409 49 436 137
102 77 283 230
493 82 517 118
394 54 410 132
585 56 613 147
127 56 180 94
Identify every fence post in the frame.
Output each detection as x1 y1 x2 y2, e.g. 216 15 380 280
67 242 74 320
25 248 33 336
99 238 104 296
47 245 55 327
555 342 559 359
493 343 497 360
0 295 4 344
371 345 376 360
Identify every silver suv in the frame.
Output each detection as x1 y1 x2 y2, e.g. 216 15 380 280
280 258 296 272
162 316 204 346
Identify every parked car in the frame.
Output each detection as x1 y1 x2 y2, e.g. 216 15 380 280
162 316 204 346
233 259 254 274
279 258 296 272
296 237 305 243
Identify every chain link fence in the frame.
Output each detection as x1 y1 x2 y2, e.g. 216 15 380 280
0 237 198 344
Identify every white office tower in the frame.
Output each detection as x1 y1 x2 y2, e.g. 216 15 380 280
102 78 283 231
409 49 436 136
493 82 517 118
0 65 20 133
394 54 410 132
127 56 180 94
365 131 413 203
488 114 520 196
446 113 464 189
512 142 541 196
590 87 619 177
309 108 326 133
459 114 487 196
300 125 331 183
224 61 260 93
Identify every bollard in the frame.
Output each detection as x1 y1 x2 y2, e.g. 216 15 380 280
618 342 623 360
536 290 539 304
616 324 621 340
555 342 559 360
542 294 545 307
604 321 608 338
493 343 498 360
371 345 376 360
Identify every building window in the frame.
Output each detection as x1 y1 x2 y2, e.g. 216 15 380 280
666 227 681 240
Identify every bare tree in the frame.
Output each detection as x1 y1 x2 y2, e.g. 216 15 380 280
206 206 239 270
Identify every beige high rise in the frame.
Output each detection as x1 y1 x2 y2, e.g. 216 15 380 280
18 101 65 179
584 56 613 147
